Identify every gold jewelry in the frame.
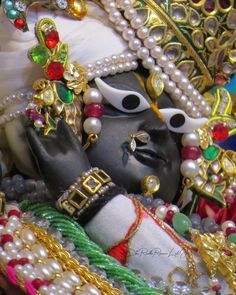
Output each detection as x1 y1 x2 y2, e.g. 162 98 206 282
141 175 160 197
191 230 236 291
24 223 122 295
133 0 236 92
57 168 115 218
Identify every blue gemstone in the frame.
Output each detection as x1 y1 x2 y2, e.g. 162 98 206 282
3 0 13 10
6 9 20 19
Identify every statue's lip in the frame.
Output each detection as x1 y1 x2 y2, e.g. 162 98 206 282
134 148 167 165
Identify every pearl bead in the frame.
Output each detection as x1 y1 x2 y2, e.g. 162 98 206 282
20 229 35 245
137 47 149 59
119 0 131 9
54 277 73 290
122 28 135 41
186 100 194 112
155 206 168 219
83 118 102 135
83 88 103 104
160 73 169 84
150 65 162 74
115 19 128 31
0 250 12 263
35 263 53 279
165 81 176 92
32 244 48 258
129 38 141 50
143 37 156 49
131 16 144 29
109 11 122 22
84 284 101 295
142 57 155 69
63 271 81 285
185 84 195 96
4 242 17 253
157 55 168 67
204 105 211 115
181 132 200 147
150 46 163 58
20 249 35 263
180 160 199 178
137 26 149 39
222 220 236 231
104 1 116 12
124 8 137 19
164 62 176 75
168 205 180 213
210 277 219 286
178 77 189 89
39 286 50 295
46 258 62 272
179 95 188 106
171 88 182 100
171 69 183 82
200 100 207 108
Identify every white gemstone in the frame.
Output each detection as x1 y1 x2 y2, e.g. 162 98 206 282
56 0 68 9
14 1 27 11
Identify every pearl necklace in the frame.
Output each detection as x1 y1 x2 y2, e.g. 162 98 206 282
101 0 212 118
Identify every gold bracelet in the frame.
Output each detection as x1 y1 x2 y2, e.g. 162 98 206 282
57 168 115 218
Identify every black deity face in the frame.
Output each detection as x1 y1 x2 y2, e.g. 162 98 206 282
86 74 181 202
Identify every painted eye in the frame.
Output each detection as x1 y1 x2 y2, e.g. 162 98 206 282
95 78 150 113
160 108 208 133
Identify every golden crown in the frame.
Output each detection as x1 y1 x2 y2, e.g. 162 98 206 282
134 0 236 92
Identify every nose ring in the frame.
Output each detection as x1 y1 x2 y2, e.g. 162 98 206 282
128 130 150 152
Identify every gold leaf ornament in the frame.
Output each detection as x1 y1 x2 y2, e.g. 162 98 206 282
64 62 88 95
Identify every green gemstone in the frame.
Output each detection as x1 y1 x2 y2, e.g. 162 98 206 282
30 45 48 65
7 9 20 19
202 145 219 161
172 213 192 236
56 83 73 103
228 233 236 244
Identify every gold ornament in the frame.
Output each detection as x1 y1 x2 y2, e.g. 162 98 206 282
141 175 160 196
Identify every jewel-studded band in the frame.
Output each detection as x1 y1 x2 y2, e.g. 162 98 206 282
57 168 115 218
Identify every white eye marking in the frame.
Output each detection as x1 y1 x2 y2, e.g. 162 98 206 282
95 78 150 113
160 108 208 133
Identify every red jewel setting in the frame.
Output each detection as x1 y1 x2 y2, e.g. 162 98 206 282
8 209 21 218
45 30 60 49
225 227 236 236
84 103 105 118
47 62 64 80
181 146 201 160
212 123 229 142
14 18 25 30
214 74 228 86
1 234 13 246
0 218 8 226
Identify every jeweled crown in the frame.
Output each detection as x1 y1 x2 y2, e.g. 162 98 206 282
134 0 236 92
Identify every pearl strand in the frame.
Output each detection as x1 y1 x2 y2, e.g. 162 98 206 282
0 90 33 112
86 51 138 81
102 0 212 118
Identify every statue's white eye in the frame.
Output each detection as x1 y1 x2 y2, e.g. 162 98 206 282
160 108 208 133
95 78 150 113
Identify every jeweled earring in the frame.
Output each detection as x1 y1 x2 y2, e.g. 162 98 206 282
141 175 160 197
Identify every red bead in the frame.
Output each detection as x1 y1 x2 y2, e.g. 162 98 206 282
212 124 229 142
84 103 105 118
45 30 60 49
225 227 236 236
43 280 51 286
18 258 29 265
32 278 44 289
47 62 64 80
34 114 44 123
150 207 156 214
0 219 8 226
14 18 25 30
214 75 228 86
1 234 13 245
181 146 201 160
8 259 19 267
165 210 175 224
8 210 21 218
212 284 221 292
25 109 38 119
222 248 233 256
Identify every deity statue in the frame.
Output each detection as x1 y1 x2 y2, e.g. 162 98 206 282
0 0 236 295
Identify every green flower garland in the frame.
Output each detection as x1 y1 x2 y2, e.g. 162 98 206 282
20 200 165 295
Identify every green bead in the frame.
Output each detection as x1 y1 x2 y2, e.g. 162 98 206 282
202 145 219 161
228 233 236 244
6 9 20 19
172 213 192 236
29 45 48 65
56 83 73 103
3 0 13 10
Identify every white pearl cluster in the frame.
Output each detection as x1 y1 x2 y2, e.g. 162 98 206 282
0 90 33 127
101 0 212 118
180 132 200 178
0 204 101 295
85 51 138 81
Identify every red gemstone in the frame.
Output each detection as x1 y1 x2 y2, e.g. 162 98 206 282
8 210 21 218
226 196 234 205
212 123 229 142
8 259 19 267
14 18 25 30
204 0 215 12
0 219 8 226
165 210 175 224
34 114 45 123
219 0 231 9
32 278 44 289
212 284 221 292
225 227 236 236
25 109 38 119
181 146 201 160
43 280 51 286
45 30 60 49
84 103 105 118
47 62 64 80
222 248 233 256
215 75 228 86
1 234 13 245
18 257 29 265
150 207 156 214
